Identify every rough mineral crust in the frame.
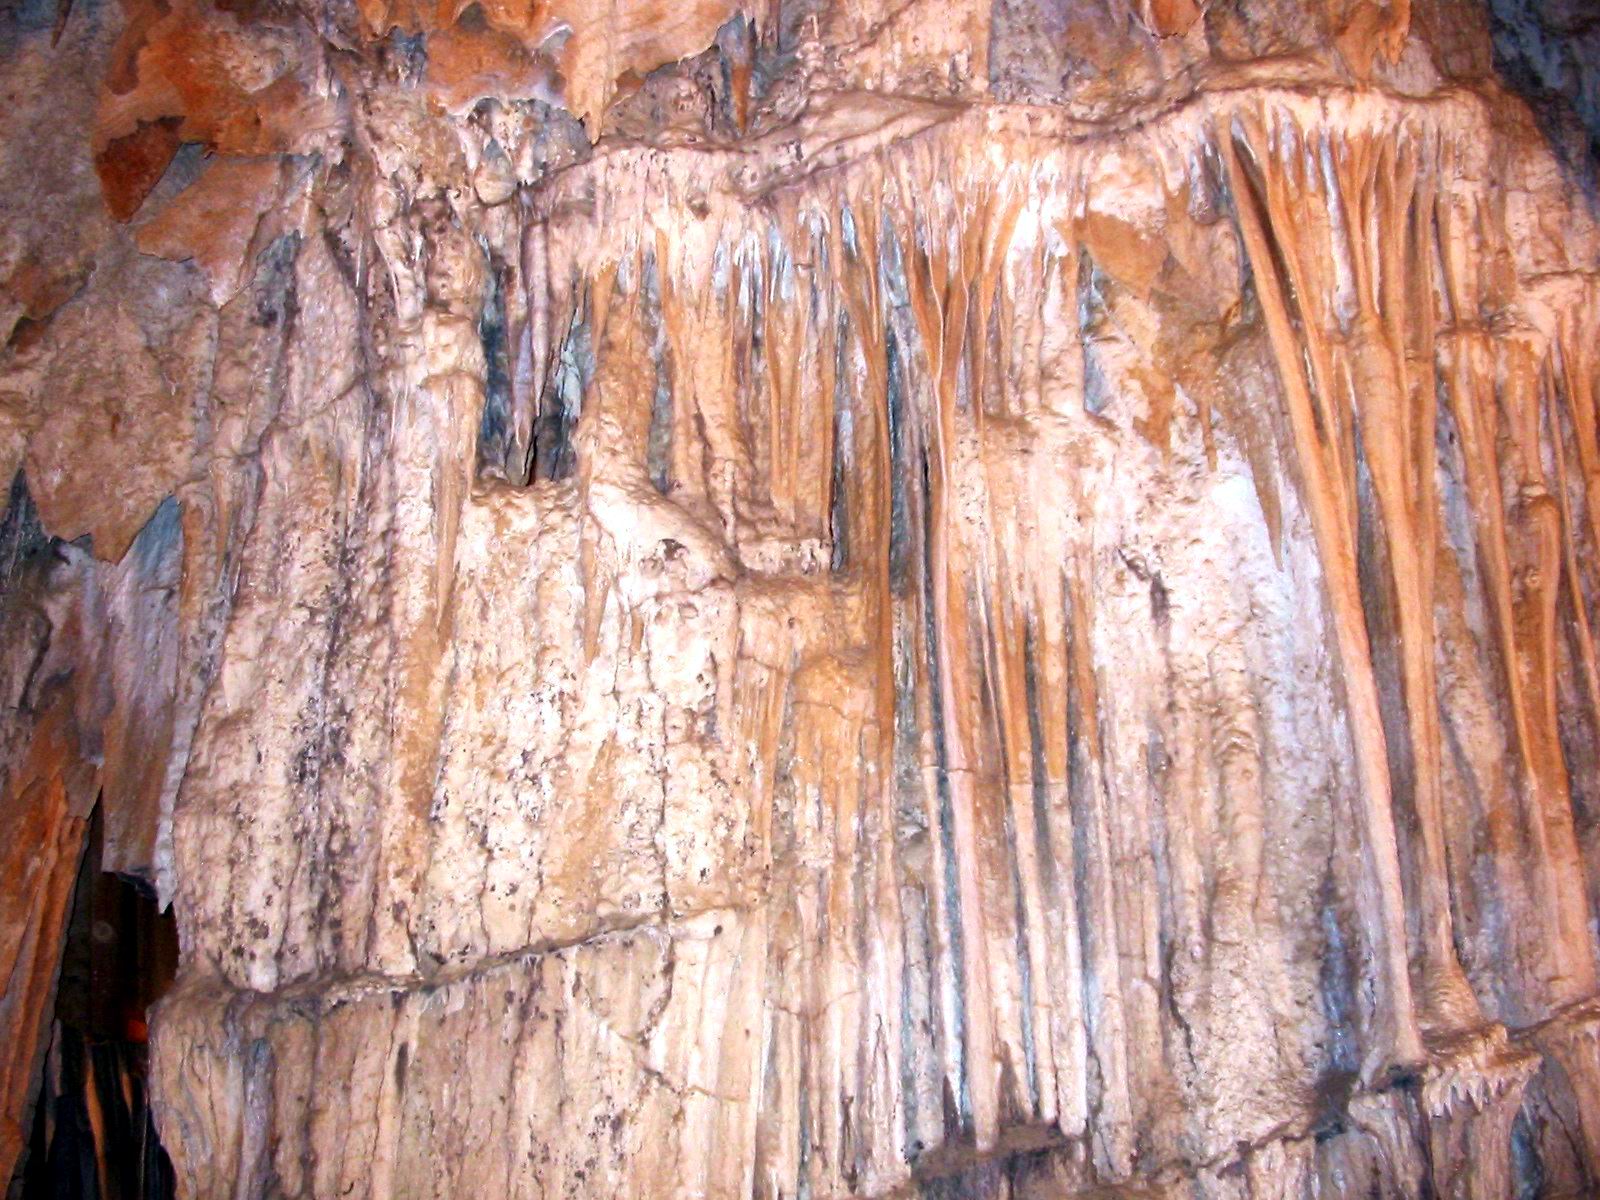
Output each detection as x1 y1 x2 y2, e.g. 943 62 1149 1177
4 0 1600 1196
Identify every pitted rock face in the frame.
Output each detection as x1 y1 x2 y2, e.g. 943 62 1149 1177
4 0 1600 1197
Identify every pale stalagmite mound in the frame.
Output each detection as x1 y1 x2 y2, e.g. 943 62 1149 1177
4 0 1600 1196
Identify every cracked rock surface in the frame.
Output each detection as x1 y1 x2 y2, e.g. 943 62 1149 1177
5 0 1600 1196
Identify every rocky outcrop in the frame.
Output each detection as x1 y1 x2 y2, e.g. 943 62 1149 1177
4 0 1600 1196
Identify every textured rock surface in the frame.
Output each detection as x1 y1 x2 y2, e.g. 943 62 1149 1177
4 0 1600 1196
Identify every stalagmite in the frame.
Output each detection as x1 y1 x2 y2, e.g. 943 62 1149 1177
4 0 1600 1196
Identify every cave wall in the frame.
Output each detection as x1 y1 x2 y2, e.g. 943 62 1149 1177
4 0 1600 1197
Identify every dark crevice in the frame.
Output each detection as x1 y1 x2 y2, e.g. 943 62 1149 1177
0 471 55 599
1489 0 1600 207
642 252 675 495
531 301 591 483
1021 620 1055 898
886 323 911 591
11 807 179 1200
252 233 301 331
1076 250 1113 417
1511 1103 1545 1200
473 244 514 483
921 445 970 1138
829 312 853 574
1317 867 1362 1081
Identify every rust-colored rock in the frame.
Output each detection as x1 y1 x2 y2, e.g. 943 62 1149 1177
94 116 183 222
0 698 92 1182
133 157 286 303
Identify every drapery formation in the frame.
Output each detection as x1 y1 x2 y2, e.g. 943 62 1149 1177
4 1 1600 1197
145 90 1600 1197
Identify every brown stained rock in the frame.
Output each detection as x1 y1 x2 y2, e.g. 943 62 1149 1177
1140 0 1204 37
90 0 337 223
0 52 106 357
1330 0 1414 79
3 254 94 323
548 0 742 132
1080 209 1168 300
423 19 560 112
17 247 211 562
93 115 183 221
0 697 94 1188
134 156 284 303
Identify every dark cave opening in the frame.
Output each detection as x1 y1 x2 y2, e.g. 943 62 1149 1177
8 808 178 1200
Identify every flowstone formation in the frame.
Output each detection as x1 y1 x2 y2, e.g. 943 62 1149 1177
5 0 1600 1195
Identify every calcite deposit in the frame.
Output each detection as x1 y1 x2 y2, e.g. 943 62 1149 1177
4 0 1600 1195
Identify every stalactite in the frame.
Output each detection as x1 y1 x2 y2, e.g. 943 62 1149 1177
5 1 1600 1197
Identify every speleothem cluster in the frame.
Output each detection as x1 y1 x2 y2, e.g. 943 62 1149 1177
4 0 1600 1196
